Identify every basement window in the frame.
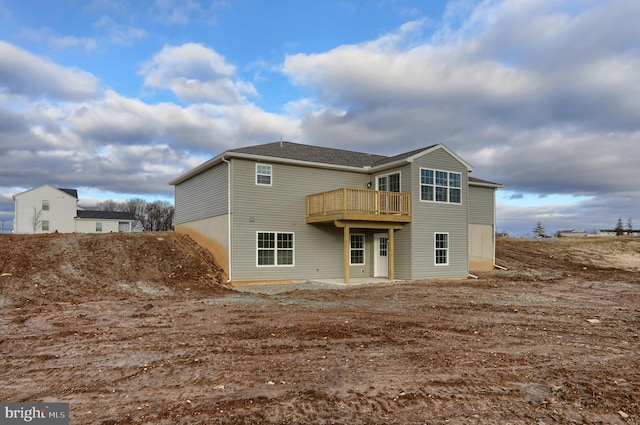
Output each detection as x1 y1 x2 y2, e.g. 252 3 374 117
350 234 365 265
257 232 294 266
435 233 449 265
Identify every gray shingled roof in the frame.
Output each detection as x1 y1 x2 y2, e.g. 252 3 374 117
76 210 136 220
372 145 437 166
171 141 501 187
58 188 78 198
469 176 502 186
229 141 389 167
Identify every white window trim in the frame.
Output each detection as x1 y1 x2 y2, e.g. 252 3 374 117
349 233 366 265
96 222 103 232
375 171 401 192
434 232 449 266
42 200 49 211
419 167 462 204
42 220 50 231
256 231 295 267
256 163 273 186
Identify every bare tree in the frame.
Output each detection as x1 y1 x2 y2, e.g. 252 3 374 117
628 218 633 233
123 197 148 223
97 199 121 211
145 200 174 231
32 207 43 234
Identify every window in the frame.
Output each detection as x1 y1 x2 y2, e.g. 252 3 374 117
96 222 103 232
435 233 449 265
42 200 49 211
256 164 272 186
377 172 400 192
257 232 294 266
420 168 462 203
350 234 365 265
42 220 49 231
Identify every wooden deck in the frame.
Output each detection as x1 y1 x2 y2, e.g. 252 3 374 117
306 188 411 224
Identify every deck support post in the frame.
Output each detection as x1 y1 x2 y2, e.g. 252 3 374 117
343 225 350 283
388 228 395 280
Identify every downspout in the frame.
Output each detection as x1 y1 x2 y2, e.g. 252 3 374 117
492 186 507 270
221 155 232 283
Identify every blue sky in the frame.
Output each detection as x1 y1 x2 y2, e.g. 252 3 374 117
1 0 639 236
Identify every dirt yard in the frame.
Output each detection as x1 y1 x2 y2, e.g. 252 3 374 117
1 233 639 424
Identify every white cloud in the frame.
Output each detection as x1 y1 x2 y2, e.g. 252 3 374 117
154 0 201 25
139 43 257 104
0 41 100 100
17 27 98 52
93 15 147 45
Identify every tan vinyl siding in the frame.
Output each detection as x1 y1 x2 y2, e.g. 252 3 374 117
468 185 496 271
409 147 469 279
230 158 369 282
174 162 228 224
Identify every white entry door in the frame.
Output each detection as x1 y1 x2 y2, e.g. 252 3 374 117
374 233 389 278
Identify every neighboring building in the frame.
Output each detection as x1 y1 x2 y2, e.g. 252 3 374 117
600 229 640 237
170 141 502 284
13 184 137 234
557 229 588 238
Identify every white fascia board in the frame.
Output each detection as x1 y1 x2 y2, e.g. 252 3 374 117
169 154 226 185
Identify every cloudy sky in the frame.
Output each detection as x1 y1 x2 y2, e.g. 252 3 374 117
1 0 638 236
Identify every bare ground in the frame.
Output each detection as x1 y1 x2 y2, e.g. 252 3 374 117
1 233 639 424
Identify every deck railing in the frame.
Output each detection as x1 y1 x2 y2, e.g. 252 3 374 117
307 188 411 219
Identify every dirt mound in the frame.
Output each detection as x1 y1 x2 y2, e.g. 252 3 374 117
0 232 229 305
493 236 640 281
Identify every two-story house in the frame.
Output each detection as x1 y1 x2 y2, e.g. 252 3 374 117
169 141 501 284
13 184 138 233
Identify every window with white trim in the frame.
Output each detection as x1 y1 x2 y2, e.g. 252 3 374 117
350 234 365 265
42 200 49 211
96 222 103 232
376 172 400 192
42 220 49 231
435 233 449 265
256 164 272 186
257 232 294 266
420 168 461 203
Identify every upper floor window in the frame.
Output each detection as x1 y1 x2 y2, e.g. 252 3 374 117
376 172 400 192
256 164 272 186
42 200 49 211
420 168 462 203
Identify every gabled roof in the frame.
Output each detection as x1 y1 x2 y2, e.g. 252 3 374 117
13 184 79 200
76 210 136 220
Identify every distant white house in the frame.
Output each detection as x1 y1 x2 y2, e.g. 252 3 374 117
13 184 137 234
